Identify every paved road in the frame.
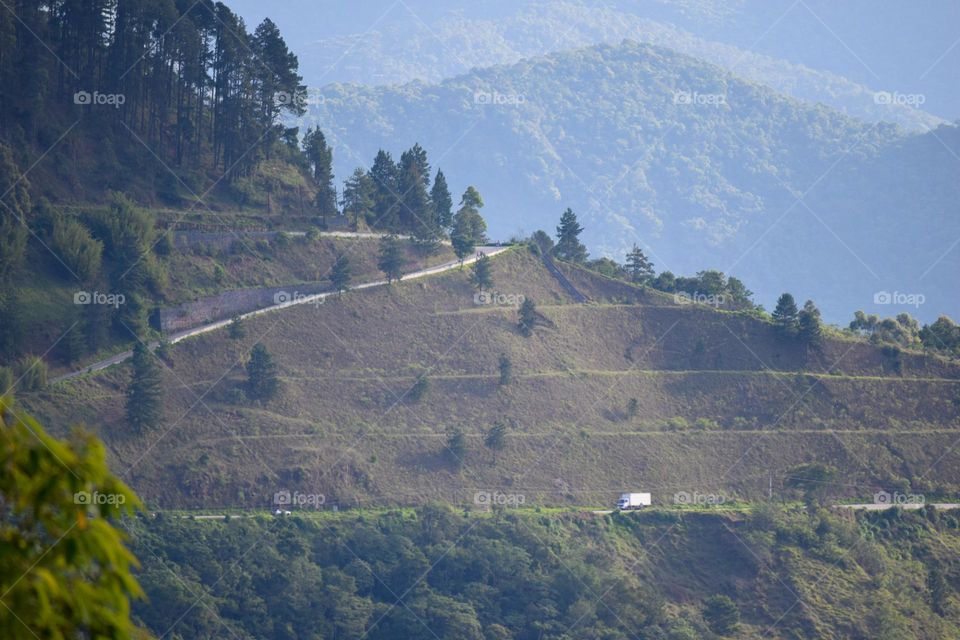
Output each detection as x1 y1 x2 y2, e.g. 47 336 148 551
834 503 960 511
53 246 509 383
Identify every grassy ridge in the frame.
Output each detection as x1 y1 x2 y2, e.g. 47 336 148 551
20 248 960 508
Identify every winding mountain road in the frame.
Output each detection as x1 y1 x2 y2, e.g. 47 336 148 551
53 245 510 384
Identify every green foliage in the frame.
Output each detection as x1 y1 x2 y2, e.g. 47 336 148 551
451 187 487 263
16 355 47 392
377 234 405 283
445 429 467 466
703 594 740 635
625 244 655 283
919 315 960 356
0 397 143 639
330 253 351 295
469 252 493 291
408 376 429 403
229 316 246 340
431 169 454 231
0 145 29 283
798 299 823 343
786 462 836 507
246 343 279 402
342 167 375 229
554 207 588 263
517 298 538 336
703 594 740 636
303 128 337 222
851 310 930 351
126 343 163 433
125 507 960 640
498 354 513 385
626 397 639 418
773 293 799 336
484 420 509 451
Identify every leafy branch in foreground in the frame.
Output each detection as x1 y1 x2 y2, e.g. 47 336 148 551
0 396 144 639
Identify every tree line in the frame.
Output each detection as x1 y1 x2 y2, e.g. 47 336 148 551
0 0 305 179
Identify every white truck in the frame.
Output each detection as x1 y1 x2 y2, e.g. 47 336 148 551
617 492 652 510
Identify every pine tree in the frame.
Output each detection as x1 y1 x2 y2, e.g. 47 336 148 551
342 168 374 230
554 208 588 263
229 316 246 339
398 144 433 236
773 293 800 336
330 254 351 295
451 187 487 265
484 421 508 451
303 128 337 224
377 234 404 284
518 299 538 336
445 429 467 467
126 342 163 433
798 299 823 343
431 169 454 231
498 354 513 385
625 244 654 283
470 252 493 292
246 343 279 402
369 150 401 230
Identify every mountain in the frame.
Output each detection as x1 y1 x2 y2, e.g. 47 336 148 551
305 41 960 322
29 248 960 510
228 0 952 128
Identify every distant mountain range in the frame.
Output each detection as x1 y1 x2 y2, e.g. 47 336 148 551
230 0 958 124
306 42 959 322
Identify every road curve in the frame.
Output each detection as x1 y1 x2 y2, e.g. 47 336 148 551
53 245 510 383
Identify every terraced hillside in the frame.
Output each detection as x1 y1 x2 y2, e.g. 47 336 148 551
26 247 960 508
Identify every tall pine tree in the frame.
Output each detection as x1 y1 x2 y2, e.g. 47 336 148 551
246 343 279 402
555 208 588 263
303 128 337 223
431 169 454 232
126 342 163 433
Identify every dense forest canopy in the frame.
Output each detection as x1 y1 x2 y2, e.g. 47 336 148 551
0 0 305 201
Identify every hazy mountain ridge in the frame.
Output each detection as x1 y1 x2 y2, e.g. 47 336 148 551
308 41 960 321
285 1 945 130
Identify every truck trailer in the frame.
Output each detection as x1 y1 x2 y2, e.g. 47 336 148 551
617 492 652 510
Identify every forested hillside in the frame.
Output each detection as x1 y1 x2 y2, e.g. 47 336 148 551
0 0 306 204
310 41 960 321
129 506 960 639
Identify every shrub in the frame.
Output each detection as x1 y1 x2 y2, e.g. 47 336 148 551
408 376 429 402
50 215 103 283
229 316 246 339
703 594 740 635
17 356 48 391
